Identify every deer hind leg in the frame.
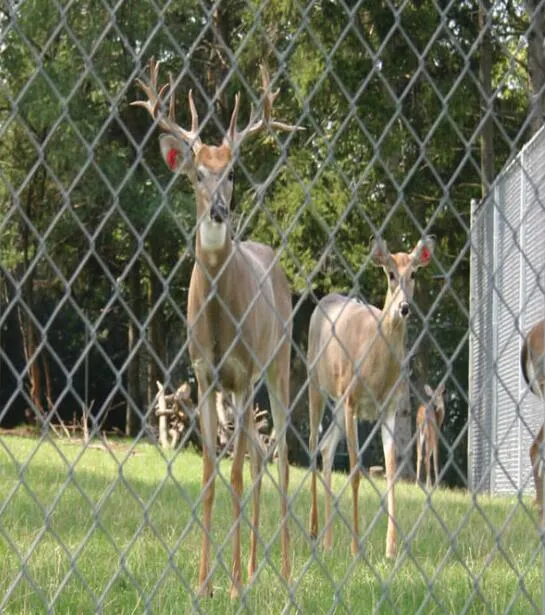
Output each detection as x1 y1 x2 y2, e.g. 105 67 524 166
530 425 544 521
433 427 441 487
267 358 291 582
415 428 423 485
197 384 219 598
344 401 360 556
425 428 432 490
229 390 250 600
246 408 263 583
320 401 345 552
309 381 326 541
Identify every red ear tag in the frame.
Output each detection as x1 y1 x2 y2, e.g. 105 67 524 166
166 148 178 170
421 246 430 262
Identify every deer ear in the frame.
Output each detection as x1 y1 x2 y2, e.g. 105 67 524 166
369 236 391 267
411 236 435 268
424 384 434 397
159 134 194 174
176 382 191 401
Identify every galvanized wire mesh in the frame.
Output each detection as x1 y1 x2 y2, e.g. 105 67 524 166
470 129 545 497
0 1 544 613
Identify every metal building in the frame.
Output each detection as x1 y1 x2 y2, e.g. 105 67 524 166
469 127 545 495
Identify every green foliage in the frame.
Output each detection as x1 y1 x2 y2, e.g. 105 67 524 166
0 0 537 480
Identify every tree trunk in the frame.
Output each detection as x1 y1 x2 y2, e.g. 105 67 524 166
42 349 53 412
525 0 545 136
147 241 166 424
126 259 142 436
479 0 495 196
17 183 44 421
17 304 43 419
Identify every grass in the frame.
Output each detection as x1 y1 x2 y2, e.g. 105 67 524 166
0 435 542 614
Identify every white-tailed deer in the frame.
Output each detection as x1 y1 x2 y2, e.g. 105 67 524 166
521 319 545 520
307 236 435 559
415 382 446 489
132 58 300 598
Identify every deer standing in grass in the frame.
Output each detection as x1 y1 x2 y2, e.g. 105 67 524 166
521 319 545 520
307 236 435 559
415 382 446 489
132 58 299 598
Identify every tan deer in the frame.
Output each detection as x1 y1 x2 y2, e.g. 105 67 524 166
415 382 446 489
132 58 300 598
307 236 435 559
521 319 545 520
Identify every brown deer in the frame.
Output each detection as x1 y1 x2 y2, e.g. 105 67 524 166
307 236 435 559
132 59 300 598
521 319 545 520
415 382 446 489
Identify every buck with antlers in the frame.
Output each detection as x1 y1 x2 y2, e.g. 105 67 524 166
132 58 300 598
415 382 446 489
521 319 545 520
307 236 435 559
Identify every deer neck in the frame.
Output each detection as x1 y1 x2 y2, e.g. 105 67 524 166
380 292 407 338
194 193 233 272
376 292 408 364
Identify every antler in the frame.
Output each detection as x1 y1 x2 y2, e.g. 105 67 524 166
131 57 202 152
226 64 302 148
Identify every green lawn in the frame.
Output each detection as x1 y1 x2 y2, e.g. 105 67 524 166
0 435 541 614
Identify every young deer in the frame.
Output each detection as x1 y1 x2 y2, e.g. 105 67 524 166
521 319 545 520
132 59 300 598
307 236 435 559
415 382 446 489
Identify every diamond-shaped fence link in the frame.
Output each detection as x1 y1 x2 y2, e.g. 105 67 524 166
1 1 545 613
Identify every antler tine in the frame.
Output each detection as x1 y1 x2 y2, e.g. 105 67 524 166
168 72 176 122
227 92 241 141
131 57 202 151
227 62 303 148
260 64 280 122
188 89 199 135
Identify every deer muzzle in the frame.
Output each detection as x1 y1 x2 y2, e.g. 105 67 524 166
210 200 228 224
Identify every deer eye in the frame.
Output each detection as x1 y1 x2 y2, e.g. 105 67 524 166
228 169 234 182
388 271 395 281
410 271 416 279
196 169 205 182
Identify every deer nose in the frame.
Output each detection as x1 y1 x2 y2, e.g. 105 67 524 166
210 201 228 223
400 302 410 317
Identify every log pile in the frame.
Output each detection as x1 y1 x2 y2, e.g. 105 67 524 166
154 381 274 458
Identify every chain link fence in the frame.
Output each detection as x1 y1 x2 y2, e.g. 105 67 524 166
1 1 545 613
470 127 545 497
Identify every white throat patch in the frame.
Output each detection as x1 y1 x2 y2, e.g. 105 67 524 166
199 217 227 253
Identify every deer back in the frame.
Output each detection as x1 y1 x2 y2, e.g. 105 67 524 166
308 295 406 419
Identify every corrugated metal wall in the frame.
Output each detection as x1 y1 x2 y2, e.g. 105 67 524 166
469 127 545 496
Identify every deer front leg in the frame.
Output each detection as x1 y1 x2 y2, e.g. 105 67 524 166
268 363 292 582
381 411 397 560
197 385 218 598
246 409 263 583
230 391 250 600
